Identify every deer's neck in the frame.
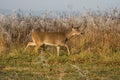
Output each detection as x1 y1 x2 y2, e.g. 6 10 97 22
64 31 73 42
67 31 74 39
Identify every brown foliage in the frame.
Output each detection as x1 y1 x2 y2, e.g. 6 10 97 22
0 10 120 54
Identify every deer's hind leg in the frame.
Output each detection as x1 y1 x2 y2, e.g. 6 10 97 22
34 42 44 54
24 42 36 51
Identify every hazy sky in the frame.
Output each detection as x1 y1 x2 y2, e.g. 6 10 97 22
0 0 120 11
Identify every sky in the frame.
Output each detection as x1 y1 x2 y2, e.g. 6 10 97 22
0 0 120 11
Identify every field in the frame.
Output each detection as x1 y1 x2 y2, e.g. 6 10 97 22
0 9 120 80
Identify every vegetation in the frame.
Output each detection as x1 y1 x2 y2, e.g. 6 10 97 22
0 9 120 80
0 50 120 80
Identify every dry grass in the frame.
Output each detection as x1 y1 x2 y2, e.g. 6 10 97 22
0 9 120 80
0 9 120 54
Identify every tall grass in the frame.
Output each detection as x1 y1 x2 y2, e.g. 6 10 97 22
0 9 120 80
0 9 120 54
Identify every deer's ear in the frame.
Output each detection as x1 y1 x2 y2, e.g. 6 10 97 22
72 26 79 30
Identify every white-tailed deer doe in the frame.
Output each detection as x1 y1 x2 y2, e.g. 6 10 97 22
25 28 81 56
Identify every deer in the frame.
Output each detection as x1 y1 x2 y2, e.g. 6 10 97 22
24 27 82 56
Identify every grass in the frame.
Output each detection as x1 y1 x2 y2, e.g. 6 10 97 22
0 49 120 80
0 8 120 80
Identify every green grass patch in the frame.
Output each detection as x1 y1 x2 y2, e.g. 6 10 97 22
0 50 120 80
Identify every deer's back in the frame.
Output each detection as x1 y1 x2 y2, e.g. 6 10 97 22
32 31 67 44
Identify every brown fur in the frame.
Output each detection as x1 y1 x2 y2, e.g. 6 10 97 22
25 28 80 56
